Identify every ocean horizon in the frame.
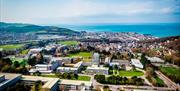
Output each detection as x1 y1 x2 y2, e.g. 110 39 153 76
58 23 180 37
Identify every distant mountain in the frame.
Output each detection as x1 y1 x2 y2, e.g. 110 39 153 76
0 22 80 35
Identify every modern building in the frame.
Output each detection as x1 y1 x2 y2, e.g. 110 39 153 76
0 73 21 91
131 59 143 69
112 59 130 66
92 53 100 65
146 56 165 63
22 75 59 91
56 61 83 74
105 57 111 63
86 65 109 75
59 79 92 91
29 57 60 74
28 48 43 54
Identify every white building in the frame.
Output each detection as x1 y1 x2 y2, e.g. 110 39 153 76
28 48 43 54
146 56 165 63
105 57 111 63
92 53 100 65
56 61 83 74
131 59 143 69
29 57 60 74
86 65 109 75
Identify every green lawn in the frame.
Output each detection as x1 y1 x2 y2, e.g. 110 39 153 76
0 44 24 50
159 66 180 83
119 70 144 76
58 41 79 46
160 66 180 75
20 49 29 55
68 52 92 62
154 76 164 86
41 74 91 81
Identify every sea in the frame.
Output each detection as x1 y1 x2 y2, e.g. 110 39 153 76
59 23 180 38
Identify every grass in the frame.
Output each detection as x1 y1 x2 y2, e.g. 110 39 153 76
41 74 91 81
159 66 180 83
77 75 91 81
58 41 79 46
0 44 24 50
154 76 164 86
160 66 180 75
67 52 92 62
119 70 144 76
20 49 29 55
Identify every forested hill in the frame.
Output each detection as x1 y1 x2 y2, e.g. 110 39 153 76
0 22 80 36
139 36 180 51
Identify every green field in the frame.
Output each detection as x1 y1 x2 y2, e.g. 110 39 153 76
154 76 164 86
0 44 24 50
119 70 144 76
20 49 29 55
41 74 91 81
160 66 180 75
58 41 79 46
67 52 92 62
159 66 180 83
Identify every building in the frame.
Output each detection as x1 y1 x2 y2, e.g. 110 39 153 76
0 73 59 91
22 75 59 91
29 57 60 74
92 53 100 65
56 61 83 74
86 65 109 75
0 73 21 91
112 59 130 66
146 56 165 63
105 57 111 64
28 48 43 54
131 59 143 69
59 79 92 91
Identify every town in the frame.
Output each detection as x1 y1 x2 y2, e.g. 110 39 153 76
0 33 180 91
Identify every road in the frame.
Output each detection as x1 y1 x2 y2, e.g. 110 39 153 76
155 71 180 90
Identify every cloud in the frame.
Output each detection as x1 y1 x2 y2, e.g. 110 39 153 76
0 0 179 24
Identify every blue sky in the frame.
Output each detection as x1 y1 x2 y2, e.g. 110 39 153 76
0 0 180 24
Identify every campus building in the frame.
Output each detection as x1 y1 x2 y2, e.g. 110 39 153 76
59 79 92 91
92 53 100 65
86 65 109 75
0 73 22 91
131 59 143 69
56 61 83 74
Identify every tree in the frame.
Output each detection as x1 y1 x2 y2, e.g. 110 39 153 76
146 67 154 78
14 61 20 68
33 71 41 76
74 74 78 79
7 83 31 91
33 80 42 91
62 72 68 79
1 65 11 72
94 74 106 83
28 57 36 66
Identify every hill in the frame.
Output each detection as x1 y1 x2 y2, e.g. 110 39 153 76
0 22 80 36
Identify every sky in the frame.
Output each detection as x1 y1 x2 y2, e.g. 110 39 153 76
0 0 180 24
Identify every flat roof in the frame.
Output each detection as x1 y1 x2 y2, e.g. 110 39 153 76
87 66 109 70
59 79 92 86
0 73 21 87
57 67 78 70
22 75 59 89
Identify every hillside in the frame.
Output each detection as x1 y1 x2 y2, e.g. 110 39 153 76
0 22 80 36
139 36 180 52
